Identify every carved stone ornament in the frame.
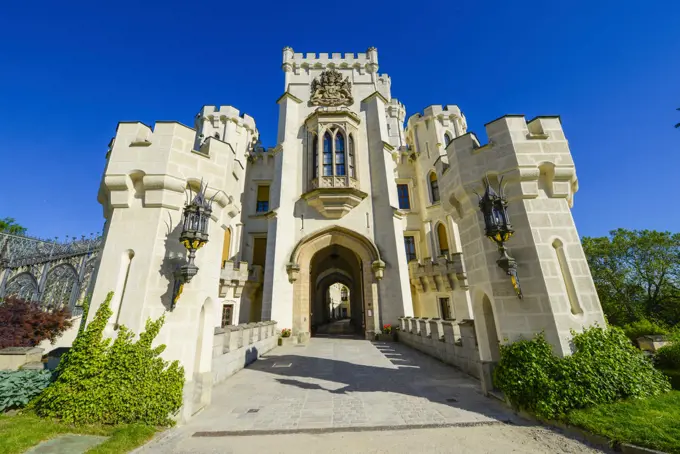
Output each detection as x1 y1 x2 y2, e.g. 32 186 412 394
310 69 353 107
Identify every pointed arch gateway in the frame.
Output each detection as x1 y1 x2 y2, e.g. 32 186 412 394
288 226 384 340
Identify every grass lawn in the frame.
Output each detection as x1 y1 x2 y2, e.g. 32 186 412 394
566 391 680 454
0 412 159 454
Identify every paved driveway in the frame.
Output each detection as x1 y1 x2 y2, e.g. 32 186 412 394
139 336 603 453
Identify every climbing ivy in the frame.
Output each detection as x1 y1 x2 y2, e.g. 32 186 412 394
31 292 184 425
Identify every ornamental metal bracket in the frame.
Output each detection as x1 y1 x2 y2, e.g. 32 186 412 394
496 245 523 299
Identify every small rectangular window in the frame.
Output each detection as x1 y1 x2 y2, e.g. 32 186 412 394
256 185 269 213
404 236 417 262
221 304 233 328
252 237 267 267
439 298 451 320
397 184 411 210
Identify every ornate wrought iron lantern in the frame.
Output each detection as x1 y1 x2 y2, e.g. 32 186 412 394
478 177 523 299
171 182 215 309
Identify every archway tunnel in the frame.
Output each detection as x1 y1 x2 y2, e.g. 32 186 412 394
309 243 364 336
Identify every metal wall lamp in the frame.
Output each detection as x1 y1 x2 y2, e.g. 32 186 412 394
171 181 216 309
478 176 523 299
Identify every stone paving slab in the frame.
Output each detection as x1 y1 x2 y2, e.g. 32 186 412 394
166 337 516 439
26 435 108 453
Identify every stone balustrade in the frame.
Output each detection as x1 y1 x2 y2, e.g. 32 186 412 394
408 254 469 293
211 321 278 384
398 316 481 380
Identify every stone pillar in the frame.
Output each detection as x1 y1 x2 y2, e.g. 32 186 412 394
362 92 414 325
441 321 455 344
261 93 302 331
429 319 443 341
418 318 429 337
227 325 244 352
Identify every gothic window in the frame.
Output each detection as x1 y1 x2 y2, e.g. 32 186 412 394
348 135 355 178
437 223 449 257
429 172 440 203
335 133 346 176
323 132 332 176
312 134 318 178
444 132 452 147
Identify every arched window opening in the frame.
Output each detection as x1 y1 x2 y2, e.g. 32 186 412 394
312 134 318 178
335 132 346 176
444 132 452 147
429 172 440 203
221 228 232 266
437 223 449 257
322 132 332 176
553 239 583 315
348 135 355 178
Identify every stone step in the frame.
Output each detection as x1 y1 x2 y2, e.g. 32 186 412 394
21 361 45 370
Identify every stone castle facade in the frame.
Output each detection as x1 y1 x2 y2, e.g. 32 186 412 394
89 47 605 417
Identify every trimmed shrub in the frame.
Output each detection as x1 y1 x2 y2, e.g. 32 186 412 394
31 292 185 425
494 326 671 419
0 370 52 412
622 319 668 343
655 342 680 370
661 369 680 390
0 297 73 349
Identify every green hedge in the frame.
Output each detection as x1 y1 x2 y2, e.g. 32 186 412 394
0 370 52 412
30 292 185 425
661 369 680 390
622 319 668 343
655 343 680 370
493 326 671 419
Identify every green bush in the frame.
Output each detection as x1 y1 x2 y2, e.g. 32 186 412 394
31 292 185 425
493 326 671 419
0 370 52 412
655 342 680 370
661 369 680 390
622 319 668 343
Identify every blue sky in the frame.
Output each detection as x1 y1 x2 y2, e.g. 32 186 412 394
1 1 678 240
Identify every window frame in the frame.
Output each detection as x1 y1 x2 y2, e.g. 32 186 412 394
429 171 440 204
255 184 270 213
439 297 452 320
397 183 411 210
403 235 417 262
221 304 234 328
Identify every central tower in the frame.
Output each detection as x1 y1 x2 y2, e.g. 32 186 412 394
258 47 414 340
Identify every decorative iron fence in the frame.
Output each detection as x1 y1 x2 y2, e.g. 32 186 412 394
0 232 103 317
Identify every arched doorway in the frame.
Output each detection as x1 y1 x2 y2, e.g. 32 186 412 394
288 227 384 341
310 244 363 336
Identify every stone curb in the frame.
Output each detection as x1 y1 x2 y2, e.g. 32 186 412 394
192 420 507 437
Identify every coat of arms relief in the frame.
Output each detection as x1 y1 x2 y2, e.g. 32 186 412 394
310 68 354 107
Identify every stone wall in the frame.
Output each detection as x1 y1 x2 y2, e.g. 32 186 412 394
397 317 495 393
183 320 278 420
211 321 278 384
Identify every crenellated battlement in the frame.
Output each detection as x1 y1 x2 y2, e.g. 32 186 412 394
386 98 406 120
196 105 257 133
444 114 577 206
405 105 468 137
282 46 378 72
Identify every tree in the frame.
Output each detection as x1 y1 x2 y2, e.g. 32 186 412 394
582 229 680 327
0 296 73 349
0 217 26 235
